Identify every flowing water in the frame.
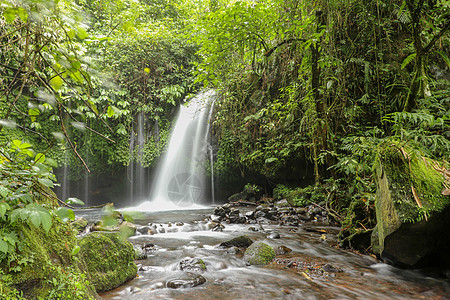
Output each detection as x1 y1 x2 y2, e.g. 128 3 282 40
76 208 450 300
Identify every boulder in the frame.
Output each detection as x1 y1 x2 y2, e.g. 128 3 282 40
166 273 206 289
243 242 276 265
219 235 253 248
91 220 136 238
0 220 99 299
178 258 207 273
371 145 450 268
70 217 89 234
78 232 137 292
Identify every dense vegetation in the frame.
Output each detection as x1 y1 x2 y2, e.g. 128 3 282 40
0 0 449 296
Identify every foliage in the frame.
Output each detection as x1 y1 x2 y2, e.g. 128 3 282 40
0 141 80 266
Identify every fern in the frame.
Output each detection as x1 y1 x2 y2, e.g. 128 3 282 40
401 53 416 69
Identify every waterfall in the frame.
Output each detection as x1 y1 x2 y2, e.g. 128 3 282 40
137 112 146 198
127 122 135 203
129 90 215 211
126 112 148 204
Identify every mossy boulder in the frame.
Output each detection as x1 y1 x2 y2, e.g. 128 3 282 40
0 220 99 299
78 232 137 292
91 220 136 238
371 144 450 268
243 242 276 265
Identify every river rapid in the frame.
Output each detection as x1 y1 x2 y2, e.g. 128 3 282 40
76 207 450 300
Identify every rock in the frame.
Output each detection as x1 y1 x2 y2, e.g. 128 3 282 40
321 264 343 273
166 273 206 289
228 191 247 202
244 242 276 265
219 235 253 248
70 217 89 234
178 258 207 272
268 231 280 239
245 211 255 219
134 245 148 260
371 146 450 268
275 246 292 255
275 199 291 208
136 225 151 235
210 214 222 222
78 232 137 292
213 205 230 217
2 211 100 299
226 246 241 254
91 220 136 238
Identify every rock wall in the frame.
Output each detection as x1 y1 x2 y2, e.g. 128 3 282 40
371 144 450 268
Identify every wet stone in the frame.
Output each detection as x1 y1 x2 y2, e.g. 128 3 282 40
245 211 255 219
210 214 222 222
166 274 206 289
178 258 207 272
219 235 253 248
268 231 281 239
275 245 292 255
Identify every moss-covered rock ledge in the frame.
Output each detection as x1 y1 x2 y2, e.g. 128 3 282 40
79 232 137 292
371 143 450 268
0 210 137 299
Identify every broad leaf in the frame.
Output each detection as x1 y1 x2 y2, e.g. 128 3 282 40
38 178 54 188
65 198 84 206
56 207 75 222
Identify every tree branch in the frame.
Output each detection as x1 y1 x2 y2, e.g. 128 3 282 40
424 19 450 53
263 38 305 57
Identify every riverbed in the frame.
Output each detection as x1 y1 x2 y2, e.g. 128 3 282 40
76 207 450 299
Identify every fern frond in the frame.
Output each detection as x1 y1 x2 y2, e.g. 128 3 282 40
401 53 416 69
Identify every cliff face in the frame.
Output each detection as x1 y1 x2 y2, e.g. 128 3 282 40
371 143 450 268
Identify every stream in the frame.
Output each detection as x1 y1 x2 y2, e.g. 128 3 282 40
76 207 450 300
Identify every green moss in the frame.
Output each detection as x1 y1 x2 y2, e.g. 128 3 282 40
0 220 98 299
338 197 375 252
377 142 449 223
78 232 137 292
243 242 276 265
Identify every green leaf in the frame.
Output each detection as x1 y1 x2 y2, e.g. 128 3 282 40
18 193 33 204
40 212 52 232
38 178 54 188
17 7 28 22
55 207 75 222
28 108 40 116
71 245 80 256
35 153 45 164
29 211 42 228
0 186 11 198
0 239 8 253
76 26 88 40
65 198 84 206
437 51 450 68
107 106 115 118
265 157 278 163
0 202 11 216
401 53 416 69
49 76 63 91
3 8 17 23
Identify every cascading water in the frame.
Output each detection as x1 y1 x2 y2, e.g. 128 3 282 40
127 112 148 204
130 91 215 211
